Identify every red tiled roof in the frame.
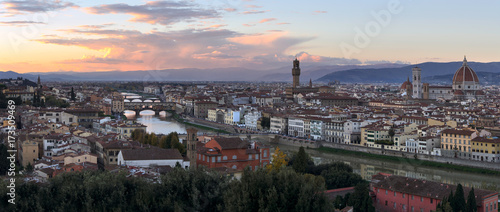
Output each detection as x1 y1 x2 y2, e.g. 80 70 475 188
452 62 479 83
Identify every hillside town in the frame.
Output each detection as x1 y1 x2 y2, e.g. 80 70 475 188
1 58 500 211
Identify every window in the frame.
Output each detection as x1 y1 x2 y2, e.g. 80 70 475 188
263 150 267 157
403 193 405 198
198 154 201 160
394 191 397 196
430 198 433 204
411 195 414 200
249 155 252 160
255 154 259 159
203 155 205 161
110 158 113 162
421 197 423 202
411 206 414 212
385 200 387 206
232 165 237 169
232 155 237 160
393 202 396 209
212 157 215 162
386 190 388 195
223 156 227 160
217 156 221 162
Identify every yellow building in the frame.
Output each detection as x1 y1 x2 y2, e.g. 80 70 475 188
471 137 500 162
18 139 39 167
440 128 475 158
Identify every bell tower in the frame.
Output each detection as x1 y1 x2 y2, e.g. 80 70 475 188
412 66 422 99
186 128 198 167
292 58 301 88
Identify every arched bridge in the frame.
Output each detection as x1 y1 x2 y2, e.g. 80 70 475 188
124 98 176 115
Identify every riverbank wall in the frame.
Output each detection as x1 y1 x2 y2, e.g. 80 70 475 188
320 142 500 171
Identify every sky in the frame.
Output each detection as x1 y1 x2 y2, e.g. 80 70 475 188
0 0 499 73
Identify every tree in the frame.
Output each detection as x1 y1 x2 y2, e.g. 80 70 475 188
292 146 309 173
224 168 333 212
0 144 9 175
347 182 375 212
466 188 477 212
26 162 34 173
388 127 395 141
70 87 76 101
266 147 288 172
260 117 270 129
452 184 466 212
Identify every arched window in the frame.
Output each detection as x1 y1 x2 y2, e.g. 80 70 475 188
223 156 227 160
232 165 237 169
232 155 237 160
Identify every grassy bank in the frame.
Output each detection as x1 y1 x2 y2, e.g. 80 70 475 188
172 113 232 134
318 147 500 176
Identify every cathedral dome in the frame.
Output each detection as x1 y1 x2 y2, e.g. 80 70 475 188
400 77 412 90
452 56 479 84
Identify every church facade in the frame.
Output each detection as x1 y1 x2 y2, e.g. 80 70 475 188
401 56 484 101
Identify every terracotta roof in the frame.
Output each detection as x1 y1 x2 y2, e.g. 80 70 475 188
120 149 183 161
213 137 248 150
441 128 475 136
371 173 497 205
452 58 479 83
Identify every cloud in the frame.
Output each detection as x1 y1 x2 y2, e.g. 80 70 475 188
223 8 236 12
242 23 255 27
1 0 77 14
259 18 276 23
313 10 327 14
276 22 290 25
240 10 267 15
0 20 46 26
245 5 262 8
33 25 328 71
86 1 219 25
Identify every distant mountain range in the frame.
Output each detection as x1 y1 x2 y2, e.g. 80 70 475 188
0 63 405 82
316 62 500 84
2 61 500 84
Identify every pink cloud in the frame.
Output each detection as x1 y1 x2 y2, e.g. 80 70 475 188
259 18 277 23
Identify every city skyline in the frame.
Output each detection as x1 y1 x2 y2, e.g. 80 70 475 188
1 0 500 73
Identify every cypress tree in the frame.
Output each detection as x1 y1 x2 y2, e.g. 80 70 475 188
293 146 308 173
453 184 466 212
466 188 477 212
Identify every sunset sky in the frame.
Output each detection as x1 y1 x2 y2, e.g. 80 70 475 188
1 0 499 73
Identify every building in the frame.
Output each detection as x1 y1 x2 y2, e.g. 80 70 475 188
18 138 39 167
440 128 476 159
284 59 321 99
194 101 218 119
244 110 261 130
112 96 124 113
471 137 500 162
270 114 288 134
292 58 300 88
400 56 484 100
185 128 199 167
117 148 189 168
288 117 305 138
371 173 498 212
196 137 270 171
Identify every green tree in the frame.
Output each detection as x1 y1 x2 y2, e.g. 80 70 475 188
292 146 309 173
348 182 375 212
70 87 76 101
321 168 363 190
388 127 395 141
0 144 9 175
466 188 477 212
452 184 466 212
224 168 333 212
26 162 33 173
